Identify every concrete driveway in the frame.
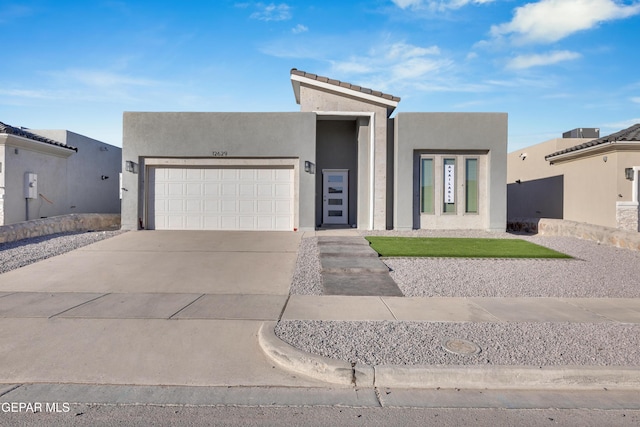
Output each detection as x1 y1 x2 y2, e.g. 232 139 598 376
0 231 328 387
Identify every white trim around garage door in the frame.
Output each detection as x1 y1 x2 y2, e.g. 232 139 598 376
144 158 300 231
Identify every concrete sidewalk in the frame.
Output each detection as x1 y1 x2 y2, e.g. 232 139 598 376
282 295 640 323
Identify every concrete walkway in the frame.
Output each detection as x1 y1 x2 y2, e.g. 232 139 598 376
318 236 402 296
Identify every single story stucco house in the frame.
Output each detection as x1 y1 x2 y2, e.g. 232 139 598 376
122 69 507 232
507 124 640 231
0 122 122 226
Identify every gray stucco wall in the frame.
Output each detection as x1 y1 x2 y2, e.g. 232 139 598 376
393 113 508 231
31 130 122 215
507 175 564 220
1 139 71 224
122 112 317 230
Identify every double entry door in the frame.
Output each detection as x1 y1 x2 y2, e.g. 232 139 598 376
322 169 348 225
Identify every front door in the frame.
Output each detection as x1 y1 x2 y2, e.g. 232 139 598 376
322 169 349 225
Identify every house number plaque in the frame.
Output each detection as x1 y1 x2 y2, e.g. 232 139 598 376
212 151 228 157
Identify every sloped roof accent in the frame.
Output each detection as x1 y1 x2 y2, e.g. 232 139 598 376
290 68 401 103
0 121 77 151
546 123 640 160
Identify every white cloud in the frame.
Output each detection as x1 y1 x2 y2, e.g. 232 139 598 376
392 0 495 11
329 41 454 92
59 69 160 88
0 89 54 99
603 118 640 133
392 0 423 8
292 24 308 34
631 97 640 103
506 50 581 69
250 3 292 21
492 0 640 44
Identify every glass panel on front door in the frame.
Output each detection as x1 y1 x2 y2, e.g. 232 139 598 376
323 170 349 225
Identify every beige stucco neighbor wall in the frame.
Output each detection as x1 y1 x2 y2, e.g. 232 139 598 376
509 137 640 229
507 138 591 220
0 213 120 244
554 150 640 229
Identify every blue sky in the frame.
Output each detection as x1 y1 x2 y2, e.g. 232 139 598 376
1 0 639 151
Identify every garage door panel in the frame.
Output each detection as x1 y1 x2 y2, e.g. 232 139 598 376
167 169 183 180
275 216 292 230
239 184 255 197
257 200 273 213
222 169 237 180
275 200 292 213
222 183 237 196
240 169 256 180
203 200 219 212
275 183 292 197
150 167 294 231
239 200 255 213
257 184 273 197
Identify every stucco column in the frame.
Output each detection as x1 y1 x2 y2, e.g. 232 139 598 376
373 112 387 230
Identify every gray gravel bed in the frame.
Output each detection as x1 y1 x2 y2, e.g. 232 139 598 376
290 236 323 295
284 232 640 366
386 235 640 298
290 233 640 298
0 230 125 274
275 320 640 366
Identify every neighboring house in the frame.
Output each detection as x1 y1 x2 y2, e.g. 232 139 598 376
0 122 122 226
122 69 507 232
507 125 640 231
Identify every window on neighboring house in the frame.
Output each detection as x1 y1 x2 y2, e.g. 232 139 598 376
420 158 434 214
443 158 456 213
465 158 478 213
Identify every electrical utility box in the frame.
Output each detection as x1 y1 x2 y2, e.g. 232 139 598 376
24 172 38 199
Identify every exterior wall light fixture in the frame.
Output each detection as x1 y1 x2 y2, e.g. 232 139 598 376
125 160 138 174
304 161 315 174
625 168 634 181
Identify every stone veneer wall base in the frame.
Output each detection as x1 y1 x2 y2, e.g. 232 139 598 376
508 218 640 252
0 214 121 244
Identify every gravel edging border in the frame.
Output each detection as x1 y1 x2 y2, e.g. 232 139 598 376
261 322 640 390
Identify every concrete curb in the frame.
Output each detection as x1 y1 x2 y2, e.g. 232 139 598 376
258 322 374 387
259 322 640 390
375 365 640 390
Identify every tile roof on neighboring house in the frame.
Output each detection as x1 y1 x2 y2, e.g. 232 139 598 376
0 121 77 151
546 123 640 160
290 68 401 103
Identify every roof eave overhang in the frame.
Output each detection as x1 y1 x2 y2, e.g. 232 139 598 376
0 134 77 158
545 140 640 164
290 73 399 112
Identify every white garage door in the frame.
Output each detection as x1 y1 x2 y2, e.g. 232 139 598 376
149 167 294 231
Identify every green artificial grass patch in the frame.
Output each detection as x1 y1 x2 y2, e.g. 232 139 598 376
365 237 572 259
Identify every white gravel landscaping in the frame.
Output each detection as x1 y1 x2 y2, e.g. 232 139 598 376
282 231 640 366
0 230 125 274
275 320 640 366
